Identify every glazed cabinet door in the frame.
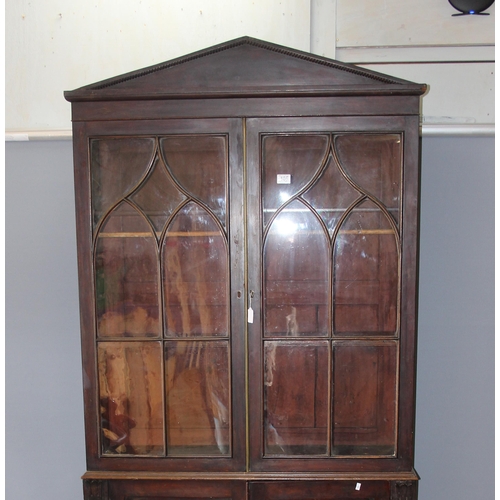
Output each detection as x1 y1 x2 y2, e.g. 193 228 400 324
73 118 245 472
246 117 419 473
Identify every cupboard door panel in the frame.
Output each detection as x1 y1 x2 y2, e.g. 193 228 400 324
160 135 228 228
130 155 187 233
163 202 229 338
98 342 164 456
250 480 391 499
95 202 160 338
90 137 156 230
262 134 329 226
303 153 360 234
165 341 231 456
107 480 246 500
264 199 330 338
264 341 329 456
334 134 402 227
333 200 399 337
333 342 398 456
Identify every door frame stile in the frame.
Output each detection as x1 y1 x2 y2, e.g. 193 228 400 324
242 117 251 473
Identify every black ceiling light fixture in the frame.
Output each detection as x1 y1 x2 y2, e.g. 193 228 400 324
449 0 494 15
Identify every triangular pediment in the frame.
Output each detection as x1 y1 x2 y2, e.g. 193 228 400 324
65 37 425 101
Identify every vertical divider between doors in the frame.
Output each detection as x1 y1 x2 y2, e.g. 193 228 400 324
228 117 248 471
242 117 250 472
244 118 263 471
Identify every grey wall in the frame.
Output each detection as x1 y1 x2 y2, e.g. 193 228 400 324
416 135 495 499
5 135 494 500
6 140 85 498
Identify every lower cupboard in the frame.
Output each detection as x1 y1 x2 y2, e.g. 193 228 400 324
84 480 245 500
83 478 418 500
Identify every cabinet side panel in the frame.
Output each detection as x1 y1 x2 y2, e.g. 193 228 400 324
397 116 421 465
72 121 101 466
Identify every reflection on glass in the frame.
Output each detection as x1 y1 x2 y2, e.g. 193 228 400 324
334 200 398 336
95 202 160 338
264 341 329 456
333 342 397 456
335 134 401 225
163 202 228 337
98 342 164 456
160 136 227 227
264 200 329 337
303 155 361 234
91 138 155 230
165 341 230 456
130 156 186 233
262 135 328 225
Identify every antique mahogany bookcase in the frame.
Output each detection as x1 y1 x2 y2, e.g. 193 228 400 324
65 37 426 500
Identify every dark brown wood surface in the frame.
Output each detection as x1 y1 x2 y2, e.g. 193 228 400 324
65 37 425 103
107 480 246 500
67 37 424 500
250 480 391 500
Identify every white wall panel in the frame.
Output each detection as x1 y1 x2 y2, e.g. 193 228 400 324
6 0 311 132
310 0 337 57
5 0 495 133
360 62 495 126
336 0 495 47
334 0 495 128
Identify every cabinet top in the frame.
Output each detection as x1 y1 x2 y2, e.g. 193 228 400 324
64 36 427 102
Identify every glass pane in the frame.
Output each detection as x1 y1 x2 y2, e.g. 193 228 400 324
160 136 227 227
95 202 160 338
130 156 187 233
303 155 361 235
333 342 397 456
264 341 329 456
98 341 164 456
163 202 228 337
165 341 230 456
91 137 155 230
334 134 401 225
334 200 399 336
264 200 329 337
262 135 328 225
